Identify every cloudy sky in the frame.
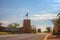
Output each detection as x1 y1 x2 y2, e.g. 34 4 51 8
0 0 60 31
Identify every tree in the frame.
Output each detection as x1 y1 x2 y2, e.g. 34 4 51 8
13 23 19 33
52 12 60 35
7 24 13 28
31 25 37 33
46 27 51 33
7 23 19 33
7 24 14 32
52 16 60 35
38 28 41 33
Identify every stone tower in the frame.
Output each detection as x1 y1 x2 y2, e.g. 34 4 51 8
23 19 32 33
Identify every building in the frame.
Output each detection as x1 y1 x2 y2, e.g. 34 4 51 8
0 26 5 32
23 19 32 33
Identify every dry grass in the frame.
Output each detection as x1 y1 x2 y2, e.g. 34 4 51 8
0 32 9 35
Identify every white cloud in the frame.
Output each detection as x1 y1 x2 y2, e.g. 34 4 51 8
30 14 57 21
0 20 10 27
53 0 60 2
51 4 60 7
0 19 18 27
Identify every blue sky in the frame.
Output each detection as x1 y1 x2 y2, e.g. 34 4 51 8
0 0 60 31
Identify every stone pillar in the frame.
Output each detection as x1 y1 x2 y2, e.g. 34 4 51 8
23 19 32 33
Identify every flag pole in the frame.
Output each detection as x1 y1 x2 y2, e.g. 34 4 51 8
27 14 28 19
26 12 28 19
